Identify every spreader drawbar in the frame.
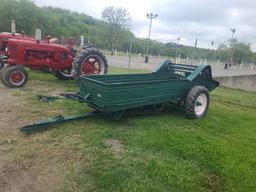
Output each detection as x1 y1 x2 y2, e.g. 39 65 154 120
20 112 99 134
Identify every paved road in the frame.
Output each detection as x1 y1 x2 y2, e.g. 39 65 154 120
107 55 256 77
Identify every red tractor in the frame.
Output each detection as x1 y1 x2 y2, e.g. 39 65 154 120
0 32 108 88
0 32 36 70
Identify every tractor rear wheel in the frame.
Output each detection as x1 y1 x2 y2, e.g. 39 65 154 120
2 65 28 88
54 69 73 80
72 47 108 80
183 86 209 119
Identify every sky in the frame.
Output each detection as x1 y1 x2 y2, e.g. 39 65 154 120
33 0 256 50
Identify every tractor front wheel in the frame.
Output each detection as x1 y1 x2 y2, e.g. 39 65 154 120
0 66 7 86
54 69 73 80
0 58 4 70
183 86 209 119
72 47 108 80
1 65 28 88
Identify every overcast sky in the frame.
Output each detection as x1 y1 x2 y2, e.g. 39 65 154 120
34 0 256 50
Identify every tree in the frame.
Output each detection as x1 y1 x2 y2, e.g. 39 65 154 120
231 43 252 64
218 43 227 50
102 6 131 54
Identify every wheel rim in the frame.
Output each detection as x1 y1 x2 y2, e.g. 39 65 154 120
194 93 207 116
59 69 73 78
9 70 25 86
81 55 105 75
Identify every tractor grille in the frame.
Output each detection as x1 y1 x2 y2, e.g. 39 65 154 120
8 44 17 58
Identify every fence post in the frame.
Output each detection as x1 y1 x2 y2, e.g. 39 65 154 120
128 39 132 71
251 63 254 70
138 53 141 63
240 61 243 70
177 54 180 63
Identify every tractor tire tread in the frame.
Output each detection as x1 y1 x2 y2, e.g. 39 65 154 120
2 65 28 88
54 70 73 80
72 47 108 80
0 66 8 86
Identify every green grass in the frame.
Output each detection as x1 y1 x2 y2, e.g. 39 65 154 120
18 68 256 191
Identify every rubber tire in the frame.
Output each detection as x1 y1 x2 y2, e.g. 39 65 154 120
0 66 8 86
54 70 74 80
2 65 28 88
72 47 108 80
183 86 209 119
0 58 4 70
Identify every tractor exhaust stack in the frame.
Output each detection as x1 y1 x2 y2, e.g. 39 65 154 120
35 28 42 43
11 20 16 35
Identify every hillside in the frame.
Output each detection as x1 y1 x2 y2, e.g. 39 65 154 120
0 0 255 63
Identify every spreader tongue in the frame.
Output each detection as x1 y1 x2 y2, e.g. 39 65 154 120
20 112 98 134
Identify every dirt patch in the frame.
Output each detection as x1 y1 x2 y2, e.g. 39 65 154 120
105 139 124 157
0 83 62 192
0 166 46 192
0 85 27 131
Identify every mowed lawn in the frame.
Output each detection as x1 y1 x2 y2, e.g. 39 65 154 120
11 67 256 191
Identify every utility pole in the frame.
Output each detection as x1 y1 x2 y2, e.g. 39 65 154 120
231 28 236 41
88 25 91 44
175 37 181 63
230 28 236 66
145 13 158 63
192 38 198 65
88 21 92 44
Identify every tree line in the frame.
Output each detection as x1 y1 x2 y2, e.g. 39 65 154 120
0 0 255 64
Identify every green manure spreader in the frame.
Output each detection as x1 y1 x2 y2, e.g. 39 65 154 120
21 60 219 134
